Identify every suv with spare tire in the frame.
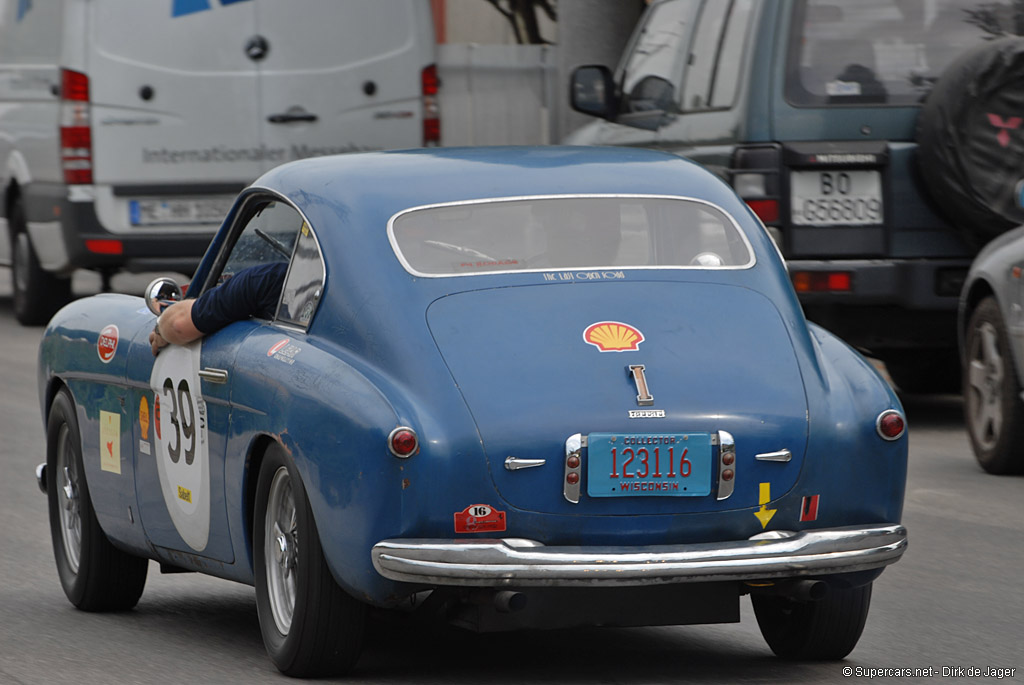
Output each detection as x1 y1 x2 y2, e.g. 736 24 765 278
566 0 1024 393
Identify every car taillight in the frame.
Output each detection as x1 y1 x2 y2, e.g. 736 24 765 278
876 410 906 441
388 426 419 458
60 68 93 185
792 271 853 293
421 64 440 147
731 144 782 242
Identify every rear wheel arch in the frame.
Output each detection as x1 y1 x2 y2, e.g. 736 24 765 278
961 278 996 346
42 377 70 429
244 434 280 563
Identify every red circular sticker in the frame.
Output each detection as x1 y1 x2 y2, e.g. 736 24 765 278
97 324 119 363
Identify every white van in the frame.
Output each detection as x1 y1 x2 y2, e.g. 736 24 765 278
0 0 439 324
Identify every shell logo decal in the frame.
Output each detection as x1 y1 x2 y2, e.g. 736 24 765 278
583 321 645 352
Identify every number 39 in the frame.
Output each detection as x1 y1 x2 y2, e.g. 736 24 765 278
161 377 196 465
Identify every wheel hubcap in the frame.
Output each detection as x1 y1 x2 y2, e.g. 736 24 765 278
967 321 1003 449
265 466 298 635
56 425 82 573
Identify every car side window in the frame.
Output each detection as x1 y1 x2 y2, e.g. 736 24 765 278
202 197 303 318
681 0 756 112
709 0 755 108
218 200 302 282
276 222 325 329
617 0 698 117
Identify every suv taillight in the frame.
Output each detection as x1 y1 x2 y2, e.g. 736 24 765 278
731 144 782 243
421 64 440 146
60 68 93 185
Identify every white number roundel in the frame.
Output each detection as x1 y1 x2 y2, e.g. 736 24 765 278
150 342 210 551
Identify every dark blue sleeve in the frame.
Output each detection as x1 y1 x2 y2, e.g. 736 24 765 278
190 262 288 334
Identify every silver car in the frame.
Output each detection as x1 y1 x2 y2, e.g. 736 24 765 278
959 214 1024 474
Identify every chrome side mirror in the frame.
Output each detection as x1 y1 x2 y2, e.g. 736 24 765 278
144 277 183 316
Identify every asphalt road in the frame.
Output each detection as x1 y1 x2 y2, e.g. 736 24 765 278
0 268 1021 684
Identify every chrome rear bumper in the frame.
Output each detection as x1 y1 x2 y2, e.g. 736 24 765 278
372 524 907 587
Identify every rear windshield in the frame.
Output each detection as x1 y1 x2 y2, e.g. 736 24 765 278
389 196 754 277
787 0 1024 106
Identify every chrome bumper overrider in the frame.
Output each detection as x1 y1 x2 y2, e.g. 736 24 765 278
372 524 907 587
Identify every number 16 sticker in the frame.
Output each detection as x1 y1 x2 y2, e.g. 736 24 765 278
454 504 506 533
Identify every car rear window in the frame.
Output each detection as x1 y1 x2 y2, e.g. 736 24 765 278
786 0 1024 107
388 195 754 277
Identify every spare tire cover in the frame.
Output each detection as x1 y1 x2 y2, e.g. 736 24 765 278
916 37 1024 250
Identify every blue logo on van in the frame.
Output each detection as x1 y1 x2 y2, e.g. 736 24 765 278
17 0 31 22
172 0 250 18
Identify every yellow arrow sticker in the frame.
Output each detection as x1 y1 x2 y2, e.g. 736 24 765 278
754 482 777 529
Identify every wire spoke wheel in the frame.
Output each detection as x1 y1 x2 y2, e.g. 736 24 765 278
55 424 83 574
254 444 366 677
46 388 147 610
264 466 299 635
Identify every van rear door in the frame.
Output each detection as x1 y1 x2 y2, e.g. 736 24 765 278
88 1 265 186
253 0 432 163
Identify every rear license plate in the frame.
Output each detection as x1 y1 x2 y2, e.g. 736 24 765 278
790 170 883 226
129 197 233 226
586 433 712 497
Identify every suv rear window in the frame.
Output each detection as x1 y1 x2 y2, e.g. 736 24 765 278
786 0 1024 106
389 196 754 277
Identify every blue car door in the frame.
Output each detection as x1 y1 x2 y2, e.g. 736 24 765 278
130 195 306 564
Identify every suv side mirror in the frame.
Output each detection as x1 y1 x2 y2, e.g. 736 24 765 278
570 65 618 119
144 277 183 316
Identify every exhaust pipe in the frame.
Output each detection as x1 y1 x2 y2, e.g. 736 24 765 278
36 463 47 494
493 591 528 613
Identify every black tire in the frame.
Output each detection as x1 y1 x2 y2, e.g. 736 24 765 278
254 443 366 677
916 37 1024 250
883 349 961 395
46 388 148 611
752 583 872 660
10 199 72 325
962 297 1024 474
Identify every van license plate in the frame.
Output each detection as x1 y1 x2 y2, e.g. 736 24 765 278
790 170 883 226
129 197 233 226
586 433 712 497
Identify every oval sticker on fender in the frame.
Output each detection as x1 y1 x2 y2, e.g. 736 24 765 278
150 341 210 551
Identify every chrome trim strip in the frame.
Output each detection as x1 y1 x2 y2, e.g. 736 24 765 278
505 456 547 471
716 430 735 501
386 193 758 278
755 449 792 462
371 524 907 587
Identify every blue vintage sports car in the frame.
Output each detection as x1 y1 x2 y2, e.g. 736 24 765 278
37 146 908 677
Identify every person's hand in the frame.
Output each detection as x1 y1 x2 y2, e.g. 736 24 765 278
149 323 168 356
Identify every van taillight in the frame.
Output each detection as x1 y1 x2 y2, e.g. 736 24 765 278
731 144 782 244
422 64 440 146
60 68 93 184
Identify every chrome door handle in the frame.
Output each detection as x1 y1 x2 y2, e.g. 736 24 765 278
755 449 792 462
198 368 229 384
505 456 546 471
